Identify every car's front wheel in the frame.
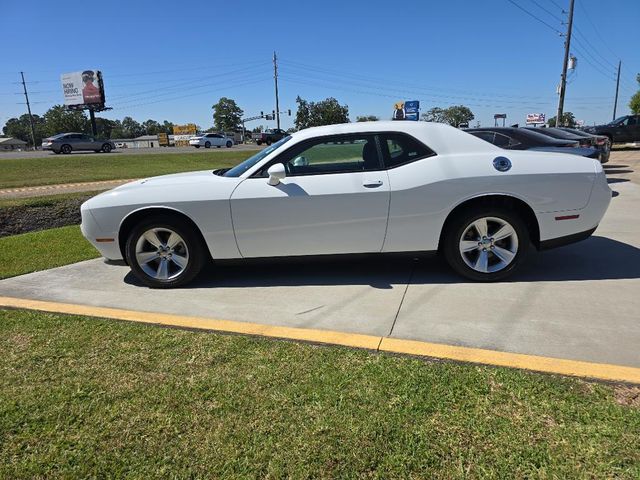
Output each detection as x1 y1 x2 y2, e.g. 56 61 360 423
61 144 72 154
102 143 112 153
125 216 206 288
226 141 232 148
204 141 211 148
442 207 529 282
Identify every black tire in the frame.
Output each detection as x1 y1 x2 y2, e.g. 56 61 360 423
226 141 233 148
194 145 200 149
61 144 72 154
204 141 211 149
441 206 530 282
256 140 262 146
125 215 206 288
266 139 272 146
102 143 112 153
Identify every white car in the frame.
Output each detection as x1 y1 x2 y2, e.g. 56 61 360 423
81 121 611 288
188 133 234 149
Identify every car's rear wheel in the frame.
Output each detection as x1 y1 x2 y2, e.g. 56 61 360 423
102 143 112 153
442 207 529 282
226 141 232 148
61 144 72 154
205 141 211 148
266 139 272 146
125 216 205 288
256 140 262 145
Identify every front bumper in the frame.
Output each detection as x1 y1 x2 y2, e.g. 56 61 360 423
80 204 123 261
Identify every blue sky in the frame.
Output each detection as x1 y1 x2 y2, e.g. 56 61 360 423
1 0 638 132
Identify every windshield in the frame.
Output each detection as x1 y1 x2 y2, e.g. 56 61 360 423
609 116 626 125
223 136 292 177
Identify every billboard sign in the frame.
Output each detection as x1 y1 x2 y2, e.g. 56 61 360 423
392 100 420 121
526 113 546 125
61 70 105 108
173 124 197 136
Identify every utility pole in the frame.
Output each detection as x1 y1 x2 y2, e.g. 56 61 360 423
20 71 37 149
613 60 621 121
273 51 281 130
556 0 575 127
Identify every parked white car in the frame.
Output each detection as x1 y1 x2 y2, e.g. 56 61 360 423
81 121 611 288
188 133 234 149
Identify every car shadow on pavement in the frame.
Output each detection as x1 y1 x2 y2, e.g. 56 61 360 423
123 236 640 288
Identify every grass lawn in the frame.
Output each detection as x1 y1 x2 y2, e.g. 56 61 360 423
0 151 252 189
0 225 98 279
0 309 639 478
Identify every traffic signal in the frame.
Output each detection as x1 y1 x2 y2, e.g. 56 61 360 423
260 111 264 116
288 109 291 116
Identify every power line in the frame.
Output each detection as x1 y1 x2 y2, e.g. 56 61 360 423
504 0 563 35
530 0 564 22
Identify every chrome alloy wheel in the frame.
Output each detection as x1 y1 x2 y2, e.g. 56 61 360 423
458 217 519 274
135 228 189 280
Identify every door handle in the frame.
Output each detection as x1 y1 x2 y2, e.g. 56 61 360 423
363 180 383 188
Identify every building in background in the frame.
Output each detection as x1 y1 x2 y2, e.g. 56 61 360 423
0 137 28 151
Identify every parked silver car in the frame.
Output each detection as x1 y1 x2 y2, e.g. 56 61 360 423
42 133 116 154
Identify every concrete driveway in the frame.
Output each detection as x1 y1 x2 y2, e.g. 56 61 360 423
1 151 639 376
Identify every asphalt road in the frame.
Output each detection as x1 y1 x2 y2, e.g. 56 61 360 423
1 151 639 371
0 144 262 160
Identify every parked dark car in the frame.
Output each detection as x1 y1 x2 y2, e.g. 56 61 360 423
42 133 116 154
252 128 288 146
557 127 610 163
583 115 640 144
465 127 599 160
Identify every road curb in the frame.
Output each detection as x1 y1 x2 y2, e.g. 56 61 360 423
1 295 639 384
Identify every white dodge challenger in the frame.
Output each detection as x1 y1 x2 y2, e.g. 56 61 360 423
81 121 611 288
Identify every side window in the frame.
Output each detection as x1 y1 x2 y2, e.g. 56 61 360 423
492 133 512 148
380 132 435 168
471 131 495 144
268 135 381 176
627 117 637 126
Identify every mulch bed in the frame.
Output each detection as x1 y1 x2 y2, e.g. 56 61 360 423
0 195 93 237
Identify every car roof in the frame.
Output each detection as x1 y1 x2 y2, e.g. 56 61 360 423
290 121 498 155
466 127 573 146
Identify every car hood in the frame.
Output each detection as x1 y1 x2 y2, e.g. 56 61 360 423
83 170 240 211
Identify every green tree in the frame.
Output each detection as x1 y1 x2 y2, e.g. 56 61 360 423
294 96 349 129
94 117 116 138
42 105 89 137
629 73 640 114
142 119 162 135
421 107 446 123
212 97 243 131
2 114 46 146
442 105 475 127
547 112 576 127
356 115 379 122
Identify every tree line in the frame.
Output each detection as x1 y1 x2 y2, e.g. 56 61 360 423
1 105 176 147
4 97 482 148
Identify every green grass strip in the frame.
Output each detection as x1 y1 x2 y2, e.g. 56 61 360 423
0 225 99 279
1 308 639 478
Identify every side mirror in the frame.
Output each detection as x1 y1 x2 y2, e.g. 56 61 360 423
267 163 286 186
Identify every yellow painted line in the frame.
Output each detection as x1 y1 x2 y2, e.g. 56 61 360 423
379 338 640 384
0 296 380 351
1 295 639 384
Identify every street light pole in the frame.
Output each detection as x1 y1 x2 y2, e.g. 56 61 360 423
613 60 621 121
556 0 575 127
20 71 37 149
273 51 281 130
